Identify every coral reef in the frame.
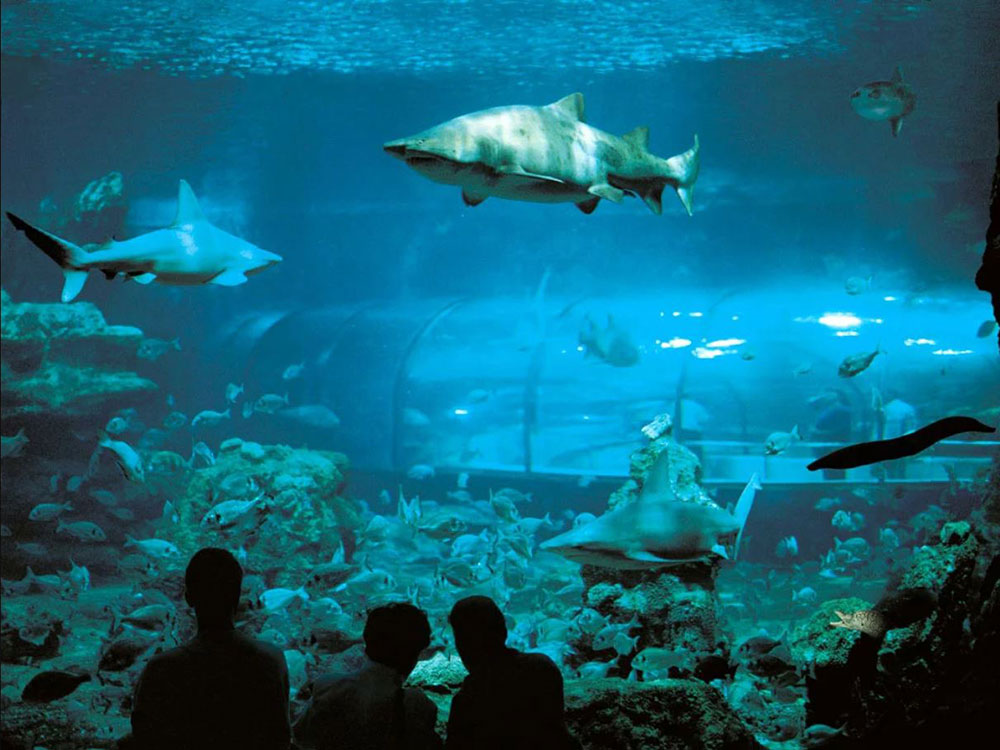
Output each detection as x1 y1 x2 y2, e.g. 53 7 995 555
166 438 354 588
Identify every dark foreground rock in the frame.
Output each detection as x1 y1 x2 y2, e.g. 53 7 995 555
565 678 758 750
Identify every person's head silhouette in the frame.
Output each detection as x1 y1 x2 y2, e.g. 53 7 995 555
364 603 431 677
184 547 243 629
448 596 507 674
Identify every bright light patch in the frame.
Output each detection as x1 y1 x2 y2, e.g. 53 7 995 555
453 408 468 416
660 337 692 349
576 345 585 352
672 311 682 317
731 315 739 321
659 311 665 317
883 296 897 302
706 338 745 348
835 331 859 337
932 349 973 356
689 312 703 318
692 347 727 359
818 312 862 329
904 338 936 347
582 415 590 421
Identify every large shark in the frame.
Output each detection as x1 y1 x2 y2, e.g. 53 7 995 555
850 66 916 137
540 455 760 569
6 180 282 303
384 93 700 216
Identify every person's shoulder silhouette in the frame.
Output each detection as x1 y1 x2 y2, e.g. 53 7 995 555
130 547 290 750
446 596 578 750
295 601 442 750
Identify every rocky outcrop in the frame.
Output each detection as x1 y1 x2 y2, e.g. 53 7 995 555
564 678 758 750
0 288 156 423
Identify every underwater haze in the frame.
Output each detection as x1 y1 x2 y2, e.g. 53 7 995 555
1 1 999 748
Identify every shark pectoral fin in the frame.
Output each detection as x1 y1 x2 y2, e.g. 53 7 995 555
173 180 206 225
711 543 729 560
133 273 157 285
497 166 565 184
61 270 89 303
624 547 671 564
576 197 600 214
588 184 625 203
641 187 664 215
462 189 488 207
209 269 248 287
889 117 903 137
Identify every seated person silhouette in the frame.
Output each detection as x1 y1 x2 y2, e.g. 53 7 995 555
130 547 291 750
294 602 442 750
445 596 578 750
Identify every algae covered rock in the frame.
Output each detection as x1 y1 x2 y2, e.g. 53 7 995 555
407 653 468 694
564 677 755 750
0 289 155 420
608 437 710 511
168 440 355 588
789 597 872 669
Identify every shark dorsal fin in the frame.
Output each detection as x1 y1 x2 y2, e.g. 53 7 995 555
173 180 205 225
891 65 903 84
638 450 674 503
622 126 650 151
549 93 585 123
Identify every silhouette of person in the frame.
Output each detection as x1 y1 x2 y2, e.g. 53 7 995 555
129 547 290 750
294 602 442 750
445 596 578 750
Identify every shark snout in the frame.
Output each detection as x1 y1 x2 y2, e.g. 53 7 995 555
383 140 409 159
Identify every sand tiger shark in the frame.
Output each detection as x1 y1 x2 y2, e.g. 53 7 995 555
850 66 916 137
384 93 700 215
540 455 760 569
6 180 282 303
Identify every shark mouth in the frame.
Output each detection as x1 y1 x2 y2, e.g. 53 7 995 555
383 142 456 167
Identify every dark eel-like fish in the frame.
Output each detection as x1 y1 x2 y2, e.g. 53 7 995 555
807 416 995 471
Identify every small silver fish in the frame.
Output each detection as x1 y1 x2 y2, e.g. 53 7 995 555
56 519 107 542
98 433 145 482
191 408 231 428
29 501 73 522
282 362 306 380
137 337 180 361
254 393 289 414
225 382 244 404
764 425 800 455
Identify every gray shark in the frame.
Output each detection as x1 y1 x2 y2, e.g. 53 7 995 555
384 93 700 215
539 456 760 569
850 66 916 137
6 180 281 303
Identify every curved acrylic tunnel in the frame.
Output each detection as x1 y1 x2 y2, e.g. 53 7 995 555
225 287 997 483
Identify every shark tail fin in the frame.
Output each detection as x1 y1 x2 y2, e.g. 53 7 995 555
6 212 90 302
660 134 700 216
732 473 761 561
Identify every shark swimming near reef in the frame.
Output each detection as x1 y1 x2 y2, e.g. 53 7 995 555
539 453 760 569
850 66 916 137
384 93 700 215
6 180 282 303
